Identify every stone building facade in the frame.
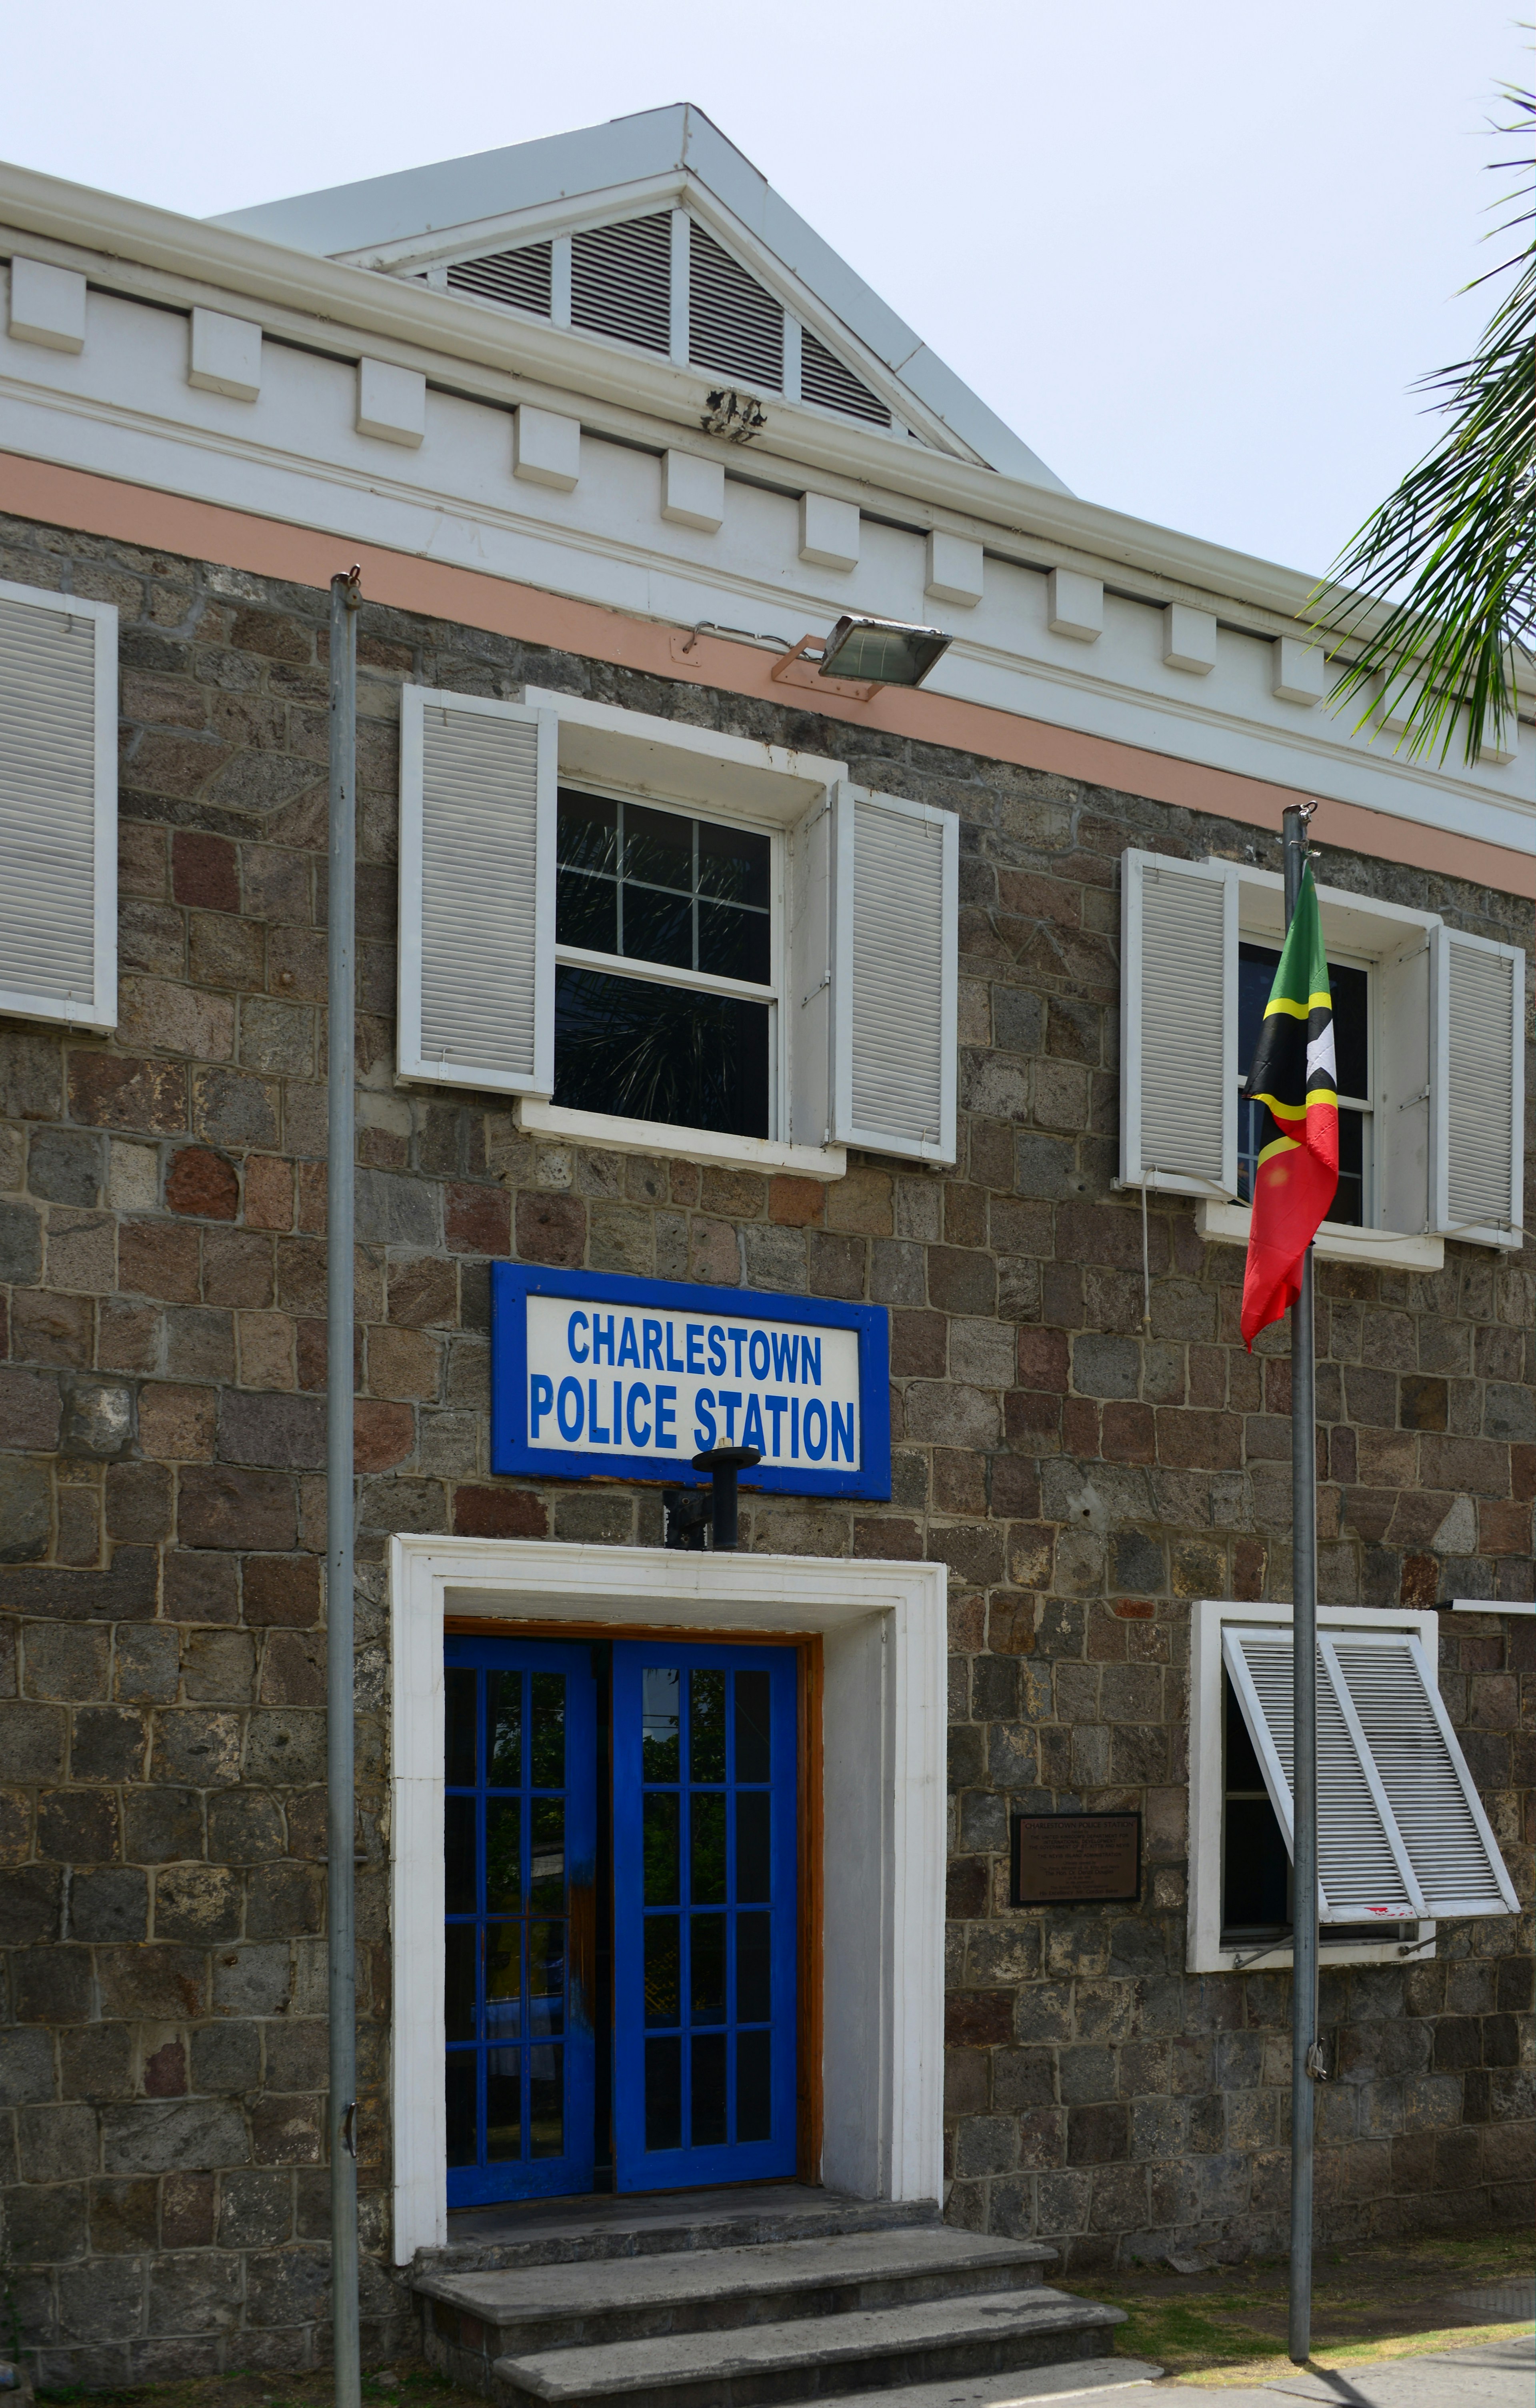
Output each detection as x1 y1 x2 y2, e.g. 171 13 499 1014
0 511 1530 2384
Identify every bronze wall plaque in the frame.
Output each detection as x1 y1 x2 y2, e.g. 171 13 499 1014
1011 1812 1141 1907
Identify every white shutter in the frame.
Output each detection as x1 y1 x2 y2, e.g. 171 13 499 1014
0 580 116 1030
787 786 833 1150
1223 1625 1516 1924
396 686 556 1094
1120 850 1235 1196
1430 925 1524 1247
830 783 956 1162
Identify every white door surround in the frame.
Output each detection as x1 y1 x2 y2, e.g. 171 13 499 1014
387 1535 948 2260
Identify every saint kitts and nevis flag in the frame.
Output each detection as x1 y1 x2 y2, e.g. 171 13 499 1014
1241 862 1340 1348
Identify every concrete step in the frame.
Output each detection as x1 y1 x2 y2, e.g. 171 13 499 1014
489 2286 1126 2408
421 2229 1057 2368
420 2184 940 2278
778 2365 1165 2408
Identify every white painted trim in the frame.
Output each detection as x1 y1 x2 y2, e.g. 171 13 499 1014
1451 1599 1536 1614
388 1537 948 2261
520 687 845 822
516 1097 846 1179
1189 1601 1440 1975
0 575 117 1030
1194 1199 1444 1273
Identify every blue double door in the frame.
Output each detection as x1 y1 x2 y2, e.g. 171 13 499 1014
444 1635 798 2204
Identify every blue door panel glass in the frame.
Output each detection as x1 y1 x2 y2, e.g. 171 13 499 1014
611 1641 798 2191
443 1636 596 2205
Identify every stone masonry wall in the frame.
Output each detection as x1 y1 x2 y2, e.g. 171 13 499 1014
0 510 1530 2383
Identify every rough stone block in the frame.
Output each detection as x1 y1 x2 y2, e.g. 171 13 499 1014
178 1466 296 1551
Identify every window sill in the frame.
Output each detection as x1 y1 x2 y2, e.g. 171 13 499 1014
516 1100 848 1182
1195 1199 1444 1273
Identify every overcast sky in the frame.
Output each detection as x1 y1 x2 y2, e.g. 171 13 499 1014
3 1 1525 576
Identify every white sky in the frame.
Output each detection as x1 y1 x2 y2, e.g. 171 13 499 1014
2 0 1526 577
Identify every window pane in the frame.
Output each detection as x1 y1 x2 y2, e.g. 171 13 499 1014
1332 1108 1365 1228
530 1674 566 1786
445 1668 476 1787
734 1672 771 1784
444 1924 476 2042
1224 1675 1266 1793
486 2050 521 2161
644 1914 680 2025
530 1798 565 1911
485 1798 520 1914
644 1793 680 1905
528 1921 565 2036
690 1672 727 1782
557 789 618 873
528 2044 564 2158
643 1668 680 1781
690 1912 727 2023
736 1792 770 1903
557 865 617 955
486 1672 521 1787
554 968 770 1140
691 2032 728 2147
445 2052 477 2166
485 1926 521 2041
1332 964 1369 1099
444 1795 476 1915
690 1793 728 1905
1224 1796 1292 1932
698 819 770 909
646 2035 682 2150
622 884 692 969
624 803 693 892
698 902 770 985
736 1912 772 2022
736 2029 772 2143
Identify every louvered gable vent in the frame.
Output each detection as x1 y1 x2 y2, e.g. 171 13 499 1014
800 327 891 427
0 582 115 1030
571 214 671 354
688 223 784 390
447 242 553 318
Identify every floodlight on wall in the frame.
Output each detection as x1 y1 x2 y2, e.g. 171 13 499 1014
769 612 953 698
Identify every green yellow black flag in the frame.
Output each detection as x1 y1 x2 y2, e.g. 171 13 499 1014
1241 863 1340 1347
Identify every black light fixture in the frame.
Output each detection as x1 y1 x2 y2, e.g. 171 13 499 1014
818 614 952 688
664 1446 762 1552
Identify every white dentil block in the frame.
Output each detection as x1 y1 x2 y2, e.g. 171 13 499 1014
1162 604 1217 675
1477 704 1519 766
1271 635 1326 706
798 492 860 572
661 450 725 533
188 308 262 402
1046 567 1102 642
513 406 581 492
1376 671 1423 735
925 531 984 610
8 257 86 353
356 358 426 448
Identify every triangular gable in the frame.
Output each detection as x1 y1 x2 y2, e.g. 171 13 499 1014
210 103 1067 490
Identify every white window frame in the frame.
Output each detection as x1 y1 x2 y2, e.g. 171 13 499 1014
1189 1600 1449 1974
1235 928 1377 1234
1187 862 1449 1273
388 1535 948 2260
516 688 850 1179
0 578 118 1031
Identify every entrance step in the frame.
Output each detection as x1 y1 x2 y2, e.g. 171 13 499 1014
490 2287 1125 2408
421 2182 940 2277
420 2227 1056 2363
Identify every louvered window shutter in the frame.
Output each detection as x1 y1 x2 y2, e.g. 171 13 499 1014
1223 1625 1517 1924
0 580 116 1030
688 223 784 389
396 687 556 1094
1120 850 1236 1196
1429 926 1524 1246
830 784 956 1162
570 215 671 354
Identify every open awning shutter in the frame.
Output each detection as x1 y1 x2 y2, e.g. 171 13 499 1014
0 580 117 1030
830 782 956 1163
1223 1625 1517 1924
397 686 556 1094
1119 850 1235 1197
1430 926 1524 1248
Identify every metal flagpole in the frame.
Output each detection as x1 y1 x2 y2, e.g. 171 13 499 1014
327 567 362 2408
1284 798 1319 2368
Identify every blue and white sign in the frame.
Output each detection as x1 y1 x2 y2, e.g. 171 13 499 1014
490 1266 890 1499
